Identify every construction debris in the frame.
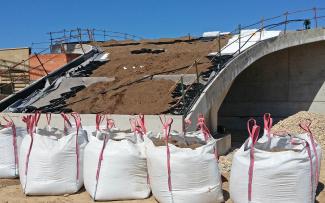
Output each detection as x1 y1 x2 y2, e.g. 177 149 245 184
130 48 165 54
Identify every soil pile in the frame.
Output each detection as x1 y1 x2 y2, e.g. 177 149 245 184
68 36 230 114
69 79 174 114
272 111 325 151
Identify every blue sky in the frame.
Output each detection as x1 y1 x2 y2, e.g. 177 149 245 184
1 0 324 49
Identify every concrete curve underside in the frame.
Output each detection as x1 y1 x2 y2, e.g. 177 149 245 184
187 28 325 133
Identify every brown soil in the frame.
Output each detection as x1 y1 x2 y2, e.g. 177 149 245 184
68 36 230 114
69 79 174 114
152 138 203 149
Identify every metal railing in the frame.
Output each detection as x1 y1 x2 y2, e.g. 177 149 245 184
170 7 325 116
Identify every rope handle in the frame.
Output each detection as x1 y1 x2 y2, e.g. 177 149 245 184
247 118 259 145
60 113 72 134
2 115 14 128
22 115 32 134
159 115 173 192
197 114 212 141
137 114 147 134
34 111 41 127
263 113 273 136
159 116 173 140
96 114 105 131
299 119 319 185
299 119 312 134
96 135 109 181
129 114 147 137
71 112 82 132
70 112 81 181
106 118 115 130
247 118 260 202
129 118 143 138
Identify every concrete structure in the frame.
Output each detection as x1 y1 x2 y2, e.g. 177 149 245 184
187 29 325 134
219 41 325 131
29 53 80 80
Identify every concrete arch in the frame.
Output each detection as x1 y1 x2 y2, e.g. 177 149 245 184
187 28 325 133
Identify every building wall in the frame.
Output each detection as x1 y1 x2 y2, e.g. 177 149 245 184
0 47 30 71
29 53 80 80
218 41 325 131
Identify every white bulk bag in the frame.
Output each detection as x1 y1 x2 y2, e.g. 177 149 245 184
145 117 224 203
19 113 88 195
262 114 322 184
0 117 25 178
84 114 150 200
230 119 321 203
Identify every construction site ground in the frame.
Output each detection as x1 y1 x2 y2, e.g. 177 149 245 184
0 161 323 203
67 36 229 114
0 112 323 202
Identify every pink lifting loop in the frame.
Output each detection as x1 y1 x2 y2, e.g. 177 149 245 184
159 116 174 192
60 113 72 134
129 118 145 139
25 115 36 178
299 119 319 186
96 135 109 181
34 111 41 127
96 114 104 131
247 119 260 202
138 114 147 134
71 112 81 181
263 113 273 137
197 114 212 141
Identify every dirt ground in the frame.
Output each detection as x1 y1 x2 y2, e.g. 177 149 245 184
68 36 229 114
0 163 323 203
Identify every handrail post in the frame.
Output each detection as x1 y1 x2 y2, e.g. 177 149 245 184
218 33 221 56
77 28 85 54
180 76 185 112
313 7 318 28
195 60 199 83
7 66 15 93
92 28 96 42
259 17 264 41
238 24 241 54
63 29 66 42
103 30 106 41
49 32 53 52
284 12 288 34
